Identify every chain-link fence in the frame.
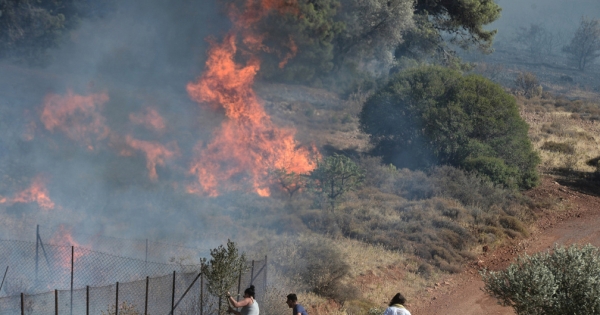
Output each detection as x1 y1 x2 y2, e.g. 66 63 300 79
36 225 210 264
0 239 267 315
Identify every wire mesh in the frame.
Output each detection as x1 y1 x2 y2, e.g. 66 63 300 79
0 239 266 315
37 226 210 263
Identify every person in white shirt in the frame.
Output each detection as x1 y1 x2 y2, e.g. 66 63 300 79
383 293 411 315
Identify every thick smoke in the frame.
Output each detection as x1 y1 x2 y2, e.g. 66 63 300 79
0 0 253 250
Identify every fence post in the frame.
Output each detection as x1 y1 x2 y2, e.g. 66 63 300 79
0 266 8 293
144 276 149 315
236 269 242 300
70 246 74 315
171 271 176 313
86 285 89 315
55 289 58 315
264 255 268 295
20 292 24 315
168 271 202 315
35 225 39 282
250 260 255 285
116 281 119 315
200 272 204 315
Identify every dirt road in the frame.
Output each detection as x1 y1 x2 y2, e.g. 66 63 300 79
411 176 600 315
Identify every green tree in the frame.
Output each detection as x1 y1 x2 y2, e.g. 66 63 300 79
309 154 365 209
359 66 539 189
482 244 600 315
221 0 414 84
396 0 501 64
563 16 600 71
201 240 247 315
333 0 413 71
0 0 114 64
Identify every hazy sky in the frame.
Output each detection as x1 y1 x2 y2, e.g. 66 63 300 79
492 0 600 35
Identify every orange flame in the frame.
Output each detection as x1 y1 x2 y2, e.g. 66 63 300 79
129 108 166 132
186 0 316 197
40 90 110 148
50 225 85 268
123 135 178 180
9 176 55 210
279 36 298 68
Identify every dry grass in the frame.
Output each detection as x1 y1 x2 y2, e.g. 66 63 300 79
251 233 432 315
522 109 600 173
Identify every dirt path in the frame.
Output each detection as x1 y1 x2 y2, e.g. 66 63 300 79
410 176 600 315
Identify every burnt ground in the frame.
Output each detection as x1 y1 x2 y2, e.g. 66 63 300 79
410 175 600 315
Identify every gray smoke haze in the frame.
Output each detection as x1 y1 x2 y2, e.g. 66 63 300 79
2 0 597 255
0 0 246 252
491 0 600 42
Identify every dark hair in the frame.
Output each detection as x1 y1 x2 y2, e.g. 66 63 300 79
244 285 255 298
286 294 298 302
389 293 406 306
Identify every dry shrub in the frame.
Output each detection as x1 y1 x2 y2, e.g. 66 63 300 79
101 302 141 315
540 141 576 154
499 215 529 237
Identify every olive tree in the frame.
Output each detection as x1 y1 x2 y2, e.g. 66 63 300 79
201 240 247 315
563 16 600 71
482 244 600 315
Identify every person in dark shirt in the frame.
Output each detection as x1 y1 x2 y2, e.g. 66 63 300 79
285 293 308 315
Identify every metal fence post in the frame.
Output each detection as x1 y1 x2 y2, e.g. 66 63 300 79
168 271 202 315
20 292 24 315
145 276 149 315
70 246 74 315
237 269 242 300
55 289 58 315
200 272 204 315
35 225 39 282
264 255 268 294
86 285 89 315
250 260 255 285
0 266 8 293
171 271 176 313
116 281 119 315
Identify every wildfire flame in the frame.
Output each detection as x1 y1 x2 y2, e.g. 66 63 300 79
129 108 166 132
0 176 55 210
40 90 110 149
186 0 316 196
50 225 86 268
122 135 178 180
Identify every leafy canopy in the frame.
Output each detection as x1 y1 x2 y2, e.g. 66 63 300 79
359 66 539 189
0 0 114 64
309 154 365 209
396 0 501 66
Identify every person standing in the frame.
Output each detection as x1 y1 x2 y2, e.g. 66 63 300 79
384 293 411 315
226 285 259 315
286 293 308 315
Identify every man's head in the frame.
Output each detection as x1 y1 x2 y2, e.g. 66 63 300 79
286 293 298 308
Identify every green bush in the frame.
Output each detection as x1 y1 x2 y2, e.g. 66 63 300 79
463 156 519 189
482 244 600 315
359 66 540 189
